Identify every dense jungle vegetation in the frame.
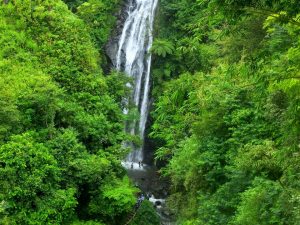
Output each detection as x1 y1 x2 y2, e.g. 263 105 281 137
0 0 160 224
0 0 299 224
150 0 300 224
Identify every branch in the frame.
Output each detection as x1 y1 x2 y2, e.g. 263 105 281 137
236 75 300 90
244 7 300 26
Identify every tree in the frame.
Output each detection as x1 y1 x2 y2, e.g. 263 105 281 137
0 132 77 224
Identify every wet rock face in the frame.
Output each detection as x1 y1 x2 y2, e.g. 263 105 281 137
105 0 131 68
155 201 162 206
143 104 156 165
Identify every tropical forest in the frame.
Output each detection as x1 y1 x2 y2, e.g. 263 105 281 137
0 0 299 224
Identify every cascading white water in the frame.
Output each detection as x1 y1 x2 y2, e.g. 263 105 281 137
116 0 158 162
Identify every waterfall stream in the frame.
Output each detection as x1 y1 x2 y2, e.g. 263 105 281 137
113 1 175 223
116 0 158 162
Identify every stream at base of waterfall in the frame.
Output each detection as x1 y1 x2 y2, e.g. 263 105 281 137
122 162 175 225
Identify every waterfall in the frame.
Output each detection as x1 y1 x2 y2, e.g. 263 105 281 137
116 0 158 162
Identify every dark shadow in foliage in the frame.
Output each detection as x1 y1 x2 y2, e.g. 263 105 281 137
130 200 160 225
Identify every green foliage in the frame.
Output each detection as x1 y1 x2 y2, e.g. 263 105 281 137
88 177 137 219
72 220 106 225
231 178 284 225
0 132 77 224
130 201 160 225
76 0 120 50
151 39 175 57
0 0 135 224
151 0 300 224
1 0 299 224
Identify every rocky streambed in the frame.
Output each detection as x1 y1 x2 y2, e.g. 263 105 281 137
122 162 175 224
